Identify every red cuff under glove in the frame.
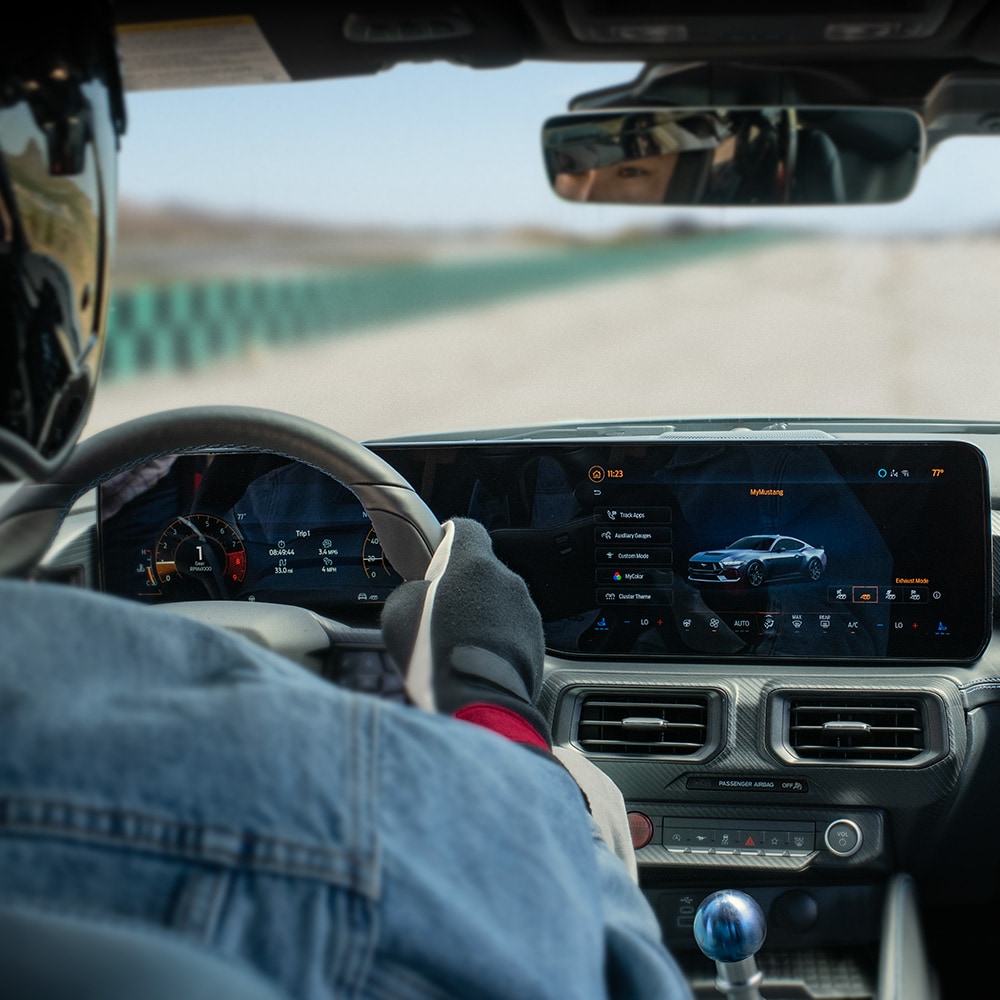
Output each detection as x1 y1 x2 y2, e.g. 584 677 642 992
454 703 550 751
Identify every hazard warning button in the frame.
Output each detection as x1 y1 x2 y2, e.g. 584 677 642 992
736 830 765 854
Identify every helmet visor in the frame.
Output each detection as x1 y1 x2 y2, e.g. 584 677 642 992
0 76 116 480
544 111 732 175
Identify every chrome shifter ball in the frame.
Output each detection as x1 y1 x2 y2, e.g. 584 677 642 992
693 890 767 963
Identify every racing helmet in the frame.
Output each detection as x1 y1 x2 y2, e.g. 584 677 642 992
545 110 733 176
0 3 126 481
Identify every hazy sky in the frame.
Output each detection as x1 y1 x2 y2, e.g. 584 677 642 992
118 60 1000 235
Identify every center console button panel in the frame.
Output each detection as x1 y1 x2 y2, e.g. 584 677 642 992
632 808 884 871
662 820 815 857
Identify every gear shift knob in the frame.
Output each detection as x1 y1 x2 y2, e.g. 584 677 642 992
694 891 767 1000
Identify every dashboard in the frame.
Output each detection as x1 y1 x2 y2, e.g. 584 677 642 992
43 419 1000 997
100 439 990 663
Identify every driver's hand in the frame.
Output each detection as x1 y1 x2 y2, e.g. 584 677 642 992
381 518 550 748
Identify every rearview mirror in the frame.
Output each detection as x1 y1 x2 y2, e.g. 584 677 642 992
542 107 924 207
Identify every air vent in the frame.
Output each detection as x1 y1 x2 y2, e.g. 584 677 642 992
576 692 711 757
787 696 926 762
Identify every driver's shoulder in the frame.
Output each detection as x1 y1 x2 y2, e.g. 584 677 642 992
0 579 378 873
0 579 311 689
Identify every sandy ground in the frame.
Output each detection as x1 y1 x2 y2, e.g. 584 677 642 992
87 236 1000 441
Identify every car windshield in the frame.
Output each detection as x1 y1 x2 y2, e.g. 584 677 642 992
728 536 776 551
87 61 1000 440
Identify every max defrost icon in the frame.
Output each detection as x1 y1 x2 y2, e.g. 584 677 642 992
688 535 827 588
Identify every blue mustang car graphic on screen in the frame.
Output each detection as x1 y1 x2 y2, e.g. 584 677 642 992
688 534 827 587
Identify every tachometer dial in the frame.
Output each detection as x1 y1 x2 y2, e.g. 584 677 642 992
155 514 247 599
362 525 402 585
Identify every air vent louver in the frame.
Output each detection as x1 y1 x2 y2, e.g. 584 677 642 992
788 697 926 762
577 692 710 756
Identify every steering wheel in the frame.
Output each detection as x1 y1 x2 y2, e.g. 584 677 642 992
0 407 445 662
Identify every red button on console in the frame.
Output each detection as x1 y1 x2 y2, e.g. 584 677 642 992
627 811 654 850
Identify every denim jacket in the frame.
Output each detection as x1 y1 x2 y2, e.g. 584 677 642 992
0 581 691 999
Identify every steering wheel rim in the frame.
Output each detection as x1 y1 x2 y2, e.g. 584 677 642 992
0 406 445 581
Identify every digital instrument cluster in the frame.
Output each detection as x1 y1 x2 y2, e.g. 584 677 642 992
100 453 400 620
100 440 991 662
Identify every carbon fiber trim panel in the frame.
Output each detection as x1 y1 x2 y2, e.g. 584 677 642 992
545 667 966 809
636 845 817 871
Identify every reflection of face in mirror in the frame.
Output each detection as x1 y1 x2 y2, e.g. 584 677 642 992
544 107 924 207
554 133 742 205
554 153 679 204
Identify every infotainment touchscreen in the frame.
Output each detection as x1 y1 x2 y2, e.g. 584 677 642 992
374 441 991 663
99 440 991 663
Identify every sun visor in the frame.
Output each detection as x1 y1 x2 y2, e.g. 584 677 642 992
117 17 290 92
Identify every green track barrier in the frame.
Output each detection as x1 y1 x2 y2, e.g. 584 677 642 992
104 229 781 381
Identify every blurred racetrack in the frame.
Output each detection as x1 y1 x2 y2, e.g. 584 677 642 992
87 235 999 441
